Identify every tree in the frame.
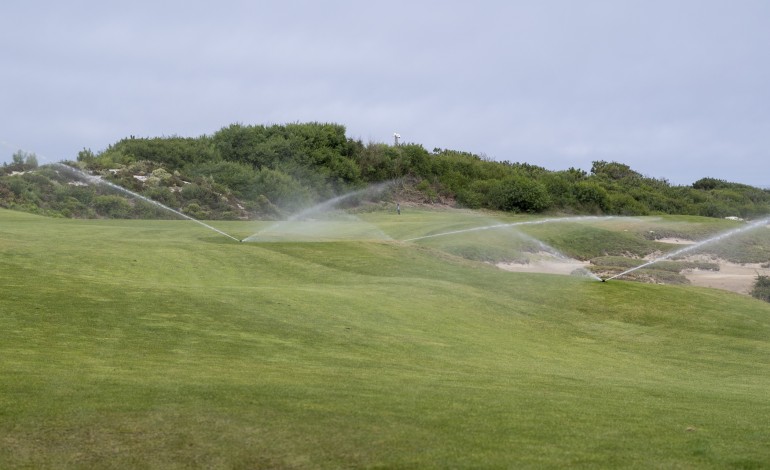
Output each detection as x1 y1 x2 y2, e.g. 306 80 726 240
12 150 25 165
692 177 729 190
490 176 551 213
77 148 96 163
591 161 641 180
574 181 609 211
11 150 38 169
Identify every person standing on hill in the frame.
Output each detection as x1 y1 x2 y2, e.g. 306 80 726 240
397 203 401 215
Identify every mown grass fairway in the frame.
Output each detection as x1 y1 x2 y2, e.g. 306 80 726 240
2 208 770 468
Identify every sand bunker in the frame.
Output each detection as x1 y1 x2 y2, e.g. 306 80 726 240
684 259 769 295
498 252 768 296
497 254 591 276
656 238 695 245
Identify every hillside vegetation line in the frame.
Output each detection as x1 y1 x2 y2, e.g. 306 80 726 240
2 122 769 219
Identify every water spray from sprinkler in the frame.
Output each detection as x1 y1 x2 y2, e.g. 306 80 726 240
402 216 617 242
52 163 241 242
604 216 770 281
404 215 612 281
242 180 397 243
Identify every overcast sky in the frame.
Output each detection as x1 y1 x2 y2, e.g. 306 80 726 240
2 0 769 187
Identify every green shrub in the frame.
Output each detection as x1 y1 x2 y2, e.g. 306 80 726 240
183 202 208 219
607 193 647 215
693 177 730 190
750 275 770 303
490 176 551 213
573 181 609 212
93 195 132 218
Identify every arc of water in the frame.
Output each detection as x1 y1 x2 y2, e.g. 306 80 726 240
241 180 396 242
513 230 569 260
53 163 241 242
288 181 394 222
510 229 603 281
402 216 615 242
402 215 608 281
604 216 770 281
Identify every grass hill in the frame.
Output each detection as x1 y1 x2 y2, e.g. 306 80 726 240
2 122 770 220
3 208 770 468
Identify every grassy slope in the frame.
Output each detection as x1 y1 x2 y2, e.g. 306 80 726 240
2 209 770 468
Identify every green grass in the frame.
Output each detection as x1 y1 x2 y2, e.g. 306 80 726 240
358 210 746 262
3 208 770 468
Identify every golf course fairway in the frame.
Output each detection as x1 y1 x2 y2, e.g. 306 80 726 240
2 208 770 468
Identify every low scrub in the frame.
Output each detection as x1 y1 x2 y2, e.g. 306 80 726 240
4 122 770 220
751 274 770 302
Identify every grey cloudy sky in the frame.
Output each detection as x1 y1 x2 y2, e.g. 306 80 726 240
2 0 769 186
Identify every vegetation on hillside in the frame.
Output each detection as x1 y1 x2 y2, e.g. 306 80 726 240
2 122 770 219
751 274 770 303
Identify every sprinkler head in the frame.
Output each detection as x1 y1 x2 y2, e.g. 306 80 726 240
239 239 244 243
600 278 606 283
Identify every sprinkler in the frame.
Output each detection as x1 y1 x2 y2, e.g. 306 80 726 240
600 278 606 283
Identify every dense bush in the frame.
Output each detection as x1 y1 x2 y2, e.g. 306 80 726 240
93 195 132 218
2 121 769 220
573 182 609 212
750 275 770 303
489 176 551 213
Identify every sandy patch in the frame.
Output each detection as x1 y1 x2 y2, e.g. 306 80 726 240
497 258 591 276
656 237 695 245
497 251 769 295
684 260 769 295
